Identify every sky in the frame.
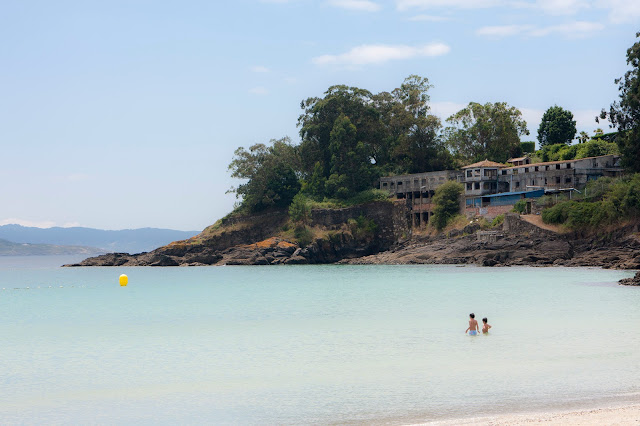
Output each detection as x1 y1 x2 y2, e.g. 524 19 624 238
0 0 638 231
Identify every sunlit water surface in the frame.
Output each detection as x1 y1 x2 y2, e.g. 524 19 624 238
1 256 639 424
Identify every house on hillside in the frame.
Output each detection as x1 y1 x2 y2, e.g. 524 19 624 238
378 154 623 226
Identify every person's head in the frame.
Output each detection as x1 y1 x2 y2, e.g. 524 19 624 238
482 317 488 323
469 313 475 319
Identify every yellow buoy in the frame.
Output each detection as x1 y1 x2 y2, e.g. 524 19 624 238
119 274 128 287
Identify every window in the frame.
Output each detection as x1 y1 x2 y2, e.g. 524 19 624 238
397 182 402 187
567 163 572 169
501 170 507 175
556 164 561 170
513 169 519 175
515 181 520 188
474 182 480 190
545 166 550 171
565 176 572 183
531 180 535 186
593 162 598 167
390 182 395 188
544 178 548 185
382 182 388 187
421 178 426 185
524 167 529 173
555 176 561 184
466 170 472 177
535 166 539 171
466 183 472 190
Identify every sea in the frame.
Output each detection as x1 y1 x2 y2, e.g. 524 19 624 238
1 255 639 425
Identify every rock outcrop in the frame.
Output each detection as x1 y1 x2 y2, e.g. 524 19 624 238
65 201 408 267
65 208 640 271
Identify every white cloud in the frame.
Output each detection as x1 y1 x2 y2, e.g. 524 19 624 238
408 14 449 21
398 0 639 23
312 42 450 66
327 0 381 11
397 0 502 11
515 0 590 15
476 24 534 37
0 218 57 228
597 0 640 23
477 21 603 38
249 86 269 95
251 65 270 73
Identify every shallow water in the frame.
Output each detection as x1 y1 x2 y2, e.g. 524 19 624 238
1 257 638 424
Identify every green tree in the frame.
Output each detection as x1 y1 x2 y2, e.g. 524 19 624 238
298 85 380 180
431 181 464 231
537 105 577 146
288 193 311 224
576 131 590 143
445 102 529 164
520 141 536 153
599 32 640 172
325 114 377 198
227 137 301 212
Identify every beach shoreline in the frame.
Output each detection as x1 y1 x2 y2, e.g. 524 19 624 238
423 402 640 425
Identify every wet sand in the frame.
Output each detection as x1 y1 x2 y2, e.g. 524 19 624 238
427 404 640 425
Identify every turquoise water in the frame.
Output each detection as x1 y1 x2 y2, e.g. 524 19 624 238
1 256 639 425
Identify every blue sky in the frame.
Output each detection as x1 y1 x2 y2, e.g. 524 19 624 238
0 0 638 231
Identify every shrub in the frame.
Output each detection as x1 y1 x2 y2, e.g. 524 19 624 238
431 181 464 231
289 193 311 224
294 225 314 247
512 199 527 214
491 214 505 227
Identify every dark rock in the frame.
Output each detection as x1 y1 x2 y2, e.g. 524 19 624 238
619 272 640 286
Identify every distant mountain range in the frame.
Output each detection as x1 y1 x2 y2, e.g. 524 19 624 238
0 238 106 256
0 225 199 255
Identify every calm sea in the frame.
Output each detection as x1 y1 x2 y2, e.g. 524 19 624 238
1 256 639 425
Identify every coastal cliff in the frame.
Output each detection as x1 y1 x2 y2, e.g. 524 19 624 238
65 203 640 271
66 201 407 267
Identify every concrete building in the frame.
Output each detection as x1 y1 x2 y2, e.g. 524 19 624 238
500 155 622 193
379 170 461 226
379 154 623 225
460 160 508 197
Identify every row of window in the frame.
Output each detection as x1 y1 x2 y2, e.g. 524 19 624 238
465 176 576 191
381 176 446 188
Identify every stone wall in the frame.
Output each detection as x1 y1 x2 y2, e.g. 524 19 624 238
502 212 553 237
311 201 408 246
465 204 513 221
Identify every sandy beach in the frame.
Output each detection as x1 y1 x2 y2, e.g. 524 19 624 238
428 404 640 425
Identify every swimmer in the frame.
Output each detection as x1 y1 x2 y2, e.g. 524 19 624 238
482 317 492 334
465 313 479 336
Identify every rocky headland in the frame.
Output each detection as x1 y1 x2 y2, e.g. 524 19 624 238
65 203 640 285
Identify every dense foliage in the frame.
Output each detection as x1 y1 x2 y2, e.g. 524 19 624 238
227 137 301 212
430 181 464 230
536 139 619 162
537 105 577 146
228 77 526 214
600 32 640 172
542 175 640 230
444 102 529 164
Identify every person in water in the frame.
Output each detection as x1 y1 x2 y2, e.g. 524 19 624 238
482 317 492 334
465 313 479 336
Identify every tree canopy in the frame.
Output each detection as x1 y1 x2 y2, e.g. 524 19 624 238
227 137 301 212
599 32 640 172
444 102 529 164
537 105 577 147
228 77 532 212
